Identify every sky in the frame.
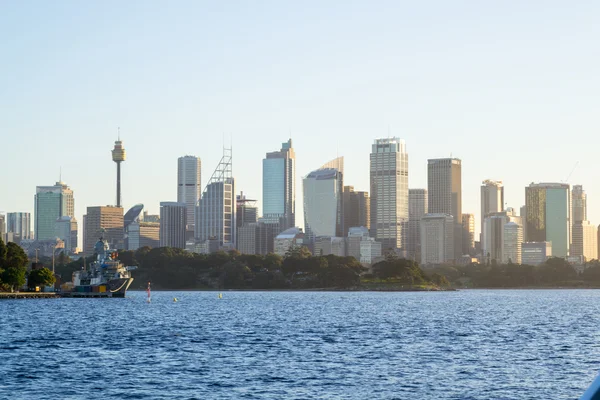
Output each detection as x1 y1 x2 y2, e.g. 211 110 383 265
1 0 599 247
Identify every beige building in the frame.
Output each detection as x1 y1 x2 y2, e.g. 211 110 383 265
83 206 124 255
342 186 370 236
420 213 454 265
503 222 523 264
461 213 475 255
572 221 597 261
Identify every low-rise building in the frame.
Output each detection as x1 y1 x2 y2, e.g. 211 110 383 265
522 242 552 265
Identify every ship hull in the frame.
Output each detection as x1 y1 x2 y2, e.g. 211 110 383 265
61 278 134 298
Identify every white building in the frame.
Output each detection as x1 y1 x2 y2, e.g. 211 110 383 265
360 237 382 264
347 226 370 260
503 222 523 264
370 138 408 252
572 221 597 261
314 236 346 257
274 227 304 257
7 212 32 240
177 156 201 232
420 213 454 265
522 242 552 265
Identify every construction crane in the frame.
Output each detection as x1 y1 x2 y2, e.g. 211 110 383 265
562 162 579 183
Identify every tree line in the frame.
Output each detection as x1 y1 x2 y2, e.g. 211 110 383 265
0 237 55 291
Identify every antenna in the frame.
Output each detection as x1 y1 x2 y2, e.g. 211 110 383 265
118 127 121 141
59 166 62 182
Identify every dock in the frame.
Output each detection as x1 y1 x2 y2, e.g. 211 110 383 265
0 292 57 299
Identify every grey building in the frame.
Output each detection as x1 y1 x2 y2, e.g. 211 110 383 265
342 186 370 236
428 158 462 260
7 212 31 240
178 155 201 232
522 242 552 265
303 163 343 243
160 202 187 249
420 213 454 265
480 180 504 238
35 181 74 241
370 138 408 252
408 189 428 260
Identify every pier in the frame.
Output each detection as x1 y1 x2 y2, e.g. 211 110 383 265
0 292 57 299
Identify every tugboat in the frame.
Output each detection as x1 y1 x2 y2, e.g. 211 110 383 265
61 235 136 298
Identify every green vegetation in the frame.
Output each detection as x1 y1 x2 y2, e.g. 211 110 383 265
431 258 600 288
0 238 28 291
27 268 56 289
50 245 448 291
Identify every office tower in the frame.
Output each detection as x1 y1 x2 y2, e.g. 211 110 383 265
370 138 409 252
83 206 124 255
428 158 462 259
572 185 586 223
159 202 187 248
572 221 597 261
274 227 305 257
124 204 144 250
482 211 521 264
7 212 31 240
461 213 475 255
525 183 571 257
407 189 428 260
237 222 260 255
111 137 126 207
360 238 383 264
128 222 160 250
55 216 78 254
420 213 454 265
314 236 346 257
177 156 201 232
35 181 75 241
342 186 370 236
480 180 504 236
263 139 296 230
196 148 235 246
236 192 258 229
0 215 5 235
303 158 344 243
522 242 552 265
503 222 523 264
347 226 370 260
520 205 527 241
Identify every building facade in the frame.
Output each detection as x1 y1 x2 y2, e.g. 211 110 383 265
236 192 258 230
360 238 382 264
408 189 428 261
159 202 187 248
263 139 295 230
461 213 475 255
34 181 74 241
503 222 523 264
522 242 552 265
420 213 454 265
427 158 462 259
274 227 304 257
7 212 31 240
347 226 370 261
571 221 597 261
314 236 346 257
571 185 587 224
303 167 343 243
177 155 202 232
83 206 123 255
525 183 571 258
342 186 370 236
480 180 504 237
370 138 408 252
55 216 78 254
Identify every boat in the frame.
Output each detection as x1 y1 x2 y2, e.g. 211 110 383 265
61 235 136 298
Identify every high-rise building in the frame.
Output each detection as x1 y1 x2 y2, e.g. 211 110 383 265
111 136 126 207
571 221 597 261
263 139 295 230
572 185 587 223
0 215 4 236
480 180 504 237
35 181 75 241
408 189 428 260
420 213 454 265
525 183 571 258
236 192 258 229
342 186 370 236
360 238 382 264
370 138 408 252
503 222 523 264
83 206 124 255
303 159 344 243
482 211 522 264
461 213 475 255
159 202 187 248
55 216 78 254
128 222 160 250
522 242 552 265
347 226 370 261
428 158 462 259
7 212 31 240
196 148 235 246
177 156 201 232
314 236 346 257
237 222 260 255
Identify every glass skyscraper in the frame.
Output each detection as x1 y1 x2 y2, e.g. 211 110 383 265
34 181 74 240
7 212 32 239
262 139 295 230
177 155 201 232
370 138 408 252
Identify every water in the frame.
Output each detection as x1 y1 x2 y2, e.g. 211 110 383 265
1 290 600 399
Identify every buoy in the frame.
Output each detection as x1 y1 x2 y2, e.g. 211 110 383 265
218 293 222 299
173 297 178 302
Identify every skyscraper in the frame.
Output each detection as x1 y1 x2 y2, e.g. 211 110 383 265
55 216 78 254
160 202 187 248
0 215 5 236
177 156 201 232
480 180 504 236
408 189 428 260
7 212 31 240
571 221 597 261
342 186 370 236
83 206 123 255
35 181 75 241
461 213 475 255
236 192 258 229
428 158 462 259
503 222 523 264
111 137 126 207
263 139 295 230
303 158 344 243
370 138 408 252
572 185 587 223
420 213 454 265
196 148 235 247
525 183 571 258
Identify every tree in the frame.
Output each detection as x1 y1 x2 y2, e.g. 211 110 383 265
28 268 56 289
2 267 26 291
0 237 7 267
5 242 28 270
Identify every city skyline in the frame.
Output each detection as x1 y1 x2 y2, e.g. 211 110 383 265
2 2 600 246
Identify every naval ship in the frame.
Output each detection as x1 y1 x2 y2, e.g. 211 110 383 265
61 235 136 298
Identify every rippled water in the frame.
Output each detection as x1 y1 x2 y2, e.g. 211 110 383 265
1 290 600 399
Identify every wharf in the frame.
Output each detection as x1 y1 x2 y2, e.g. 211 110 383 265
0 292 57 299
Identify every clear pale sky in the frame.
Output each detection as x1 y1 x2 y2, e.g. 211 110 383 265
1 1 599 246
